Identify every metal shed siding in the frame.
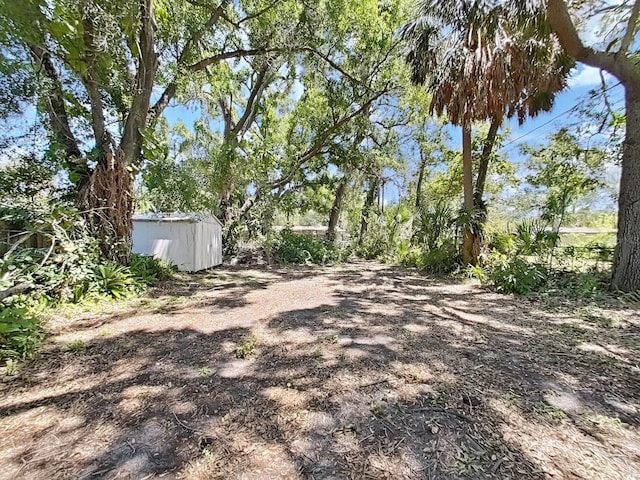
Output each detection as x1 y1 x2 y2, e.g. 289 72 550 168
131 214 222 272
193 220 222 272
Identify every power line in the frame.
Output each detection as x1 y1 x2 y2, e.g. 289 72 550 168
498 80 623 153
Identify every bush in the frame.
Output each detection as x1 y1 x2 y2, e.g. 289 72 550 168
271 229 347 265
129 254 175 286
94 263 135 299
0 304 42 360
486 254 548 295
395 241 459 274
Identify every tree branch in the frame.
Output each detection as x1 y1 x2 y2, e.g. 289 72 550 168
80 15 112 154
27 45 83 160
0 283 32 302
620 0 640 53
546 0 636 84
120 0 158 166
149 0 229 121
233 65 269 138
220 0 280 27
187 47 284 72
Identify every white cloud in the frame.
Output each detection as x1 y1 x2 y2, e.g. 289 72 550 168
568 66 612 88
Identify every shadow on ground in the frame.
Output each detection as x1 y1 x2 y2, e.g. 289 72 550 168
0 261 638 479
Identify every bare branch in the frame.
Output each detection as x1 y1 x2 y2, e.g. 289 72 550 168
220 0 280 27
620 0 640 53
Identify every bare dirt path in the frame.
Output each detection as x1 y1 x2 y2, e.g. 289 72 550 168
1 261 639 479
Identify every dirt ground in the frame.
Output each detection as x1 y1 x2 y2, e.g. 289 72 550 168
1 260 639 479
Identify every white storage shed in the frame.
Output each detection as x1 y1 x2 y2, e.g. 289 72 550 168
132 213 223 272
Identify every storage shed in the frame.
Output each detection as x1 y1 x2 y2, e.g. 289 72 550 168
132 213 223 272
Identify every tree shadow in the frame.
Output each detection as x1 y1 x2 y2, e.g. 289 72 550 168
1 262 638 479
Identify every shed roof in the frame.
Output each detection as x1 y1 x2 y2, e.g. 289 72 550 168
133 212 222 226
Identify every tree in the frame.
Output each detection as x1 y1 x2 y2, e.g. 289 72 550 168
523 128 605 235
404 0 573 264
545 0 640 290
0 0 304 262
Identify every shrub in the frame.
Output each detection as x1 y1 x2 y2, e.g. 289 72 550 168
94 263 135 299
514 219 558 255
129 254 175 286
0 304 42 360
486 254 548 295
271 229 346 265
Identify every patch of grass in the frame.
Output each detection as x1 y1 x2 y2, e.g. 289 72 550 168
235 335 257 359
65 340 87 352
575 307 618 328
198 367 212 376
534 402 567 421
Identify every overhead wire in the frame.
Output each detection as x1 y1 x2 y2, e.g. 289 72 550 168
497 80 623 154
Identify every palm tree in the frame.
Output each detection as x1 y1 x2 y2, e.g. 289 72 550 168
404 0 573 264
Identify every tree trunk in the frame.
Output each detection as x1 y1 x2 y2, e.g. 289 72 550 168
546 0 640 290
415 152 427 211
327 174 349 242
461 123 476 265
359 175 379 245
612 88 640 291
79 150 134 263
474 116 501 206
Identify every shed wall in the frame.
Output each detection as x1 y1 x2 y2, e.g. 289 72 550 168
132 217 223 272
132 221 197 271
193 221 223 271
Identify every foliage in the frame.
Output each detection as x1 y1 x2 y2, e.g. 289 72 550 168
129 254 175 286
270 229 348 265
93 264 135 299
484 254 548 295
235 335 258 359
0 303 42 360
522 129 605 232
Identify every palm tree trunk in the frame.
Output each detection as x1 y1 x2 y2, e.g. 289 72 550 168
462 123 476 265
415 152 427 211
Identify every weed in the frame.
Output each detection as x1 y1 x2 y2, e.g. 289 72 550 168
198 367 212 376
311 347 323 359
65 340 87 352
534 402 567 421
370 403 386 417
235 335 257 359
0 304 41 360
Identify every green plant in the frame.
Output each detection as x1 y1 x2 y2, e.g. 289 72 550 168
94 263 134 298
235 335 257 359
129 254 175 286
0 304 41 360
514 219 558 256
65 340 87 352
271 229 346 265
487 255 547 295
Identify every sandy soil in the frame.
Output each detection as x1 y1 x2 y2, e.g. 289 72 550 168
0 260 638 479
